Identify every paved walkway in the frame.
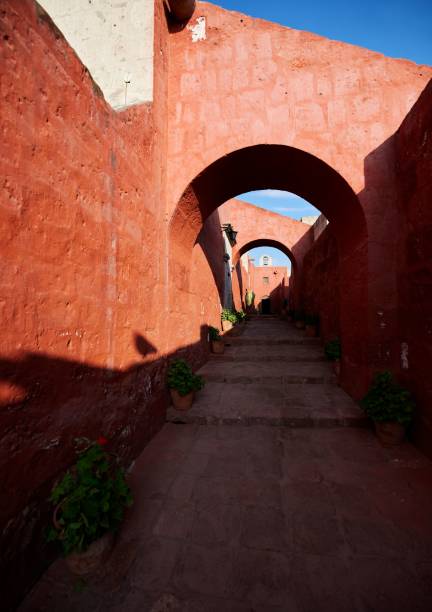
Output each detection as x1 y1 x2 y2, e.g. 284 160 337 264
21 319 432 611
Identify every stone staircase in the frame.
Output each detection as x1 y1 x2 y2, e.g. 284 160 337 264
167 317 368 428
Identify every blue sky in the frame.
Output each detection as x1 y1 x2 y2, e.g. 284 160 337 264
213 0 432 65
218 0 432 267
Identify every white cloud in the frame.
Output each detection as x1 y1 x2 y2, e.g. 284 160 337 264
272 206 310 212
258 190 298 199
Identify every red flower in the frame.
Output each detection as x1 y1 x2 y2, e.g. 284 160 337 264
97 436 108 446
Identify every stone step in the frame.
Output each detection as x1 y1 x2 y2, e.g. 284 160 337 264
167 382 368 428
209 344 326 363
197 360 336 384
167 413 369 427
226 337 321 346
209 353 327 363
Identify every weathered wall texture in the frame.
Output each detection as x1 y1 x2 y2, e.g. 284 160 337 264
395 81 432 458
39 0 155 108
167 1 432 393
0 1 169 607
1 0 432 607
302 226 340 342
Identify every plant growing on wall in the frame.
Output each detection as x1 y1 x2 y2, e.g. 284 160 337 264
167 359 204 397
47 439 132 557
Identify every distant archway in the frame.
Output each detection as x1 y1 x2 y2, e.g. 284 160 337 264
232 239 295 313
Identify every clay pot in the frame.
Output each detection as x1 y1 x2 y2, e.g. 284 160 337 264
305 324 317 337
211 340 225 354
222 320 233 332
170 388 194 411
333 360 341 376
295 320 305 329
375 421 405 447
66 532 114 576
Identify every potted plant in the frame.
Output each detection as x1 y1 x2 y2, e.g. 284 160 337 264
209 325 224 354
361 371 414 446
235 309 246 325
47 437 133 575
221 308 237 332
294 310 305 329
324 338 341 375
167 359 204 410
305 314 319 337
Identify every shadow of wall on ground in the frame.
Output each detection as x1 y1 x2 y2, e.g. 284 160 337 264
0 325 211 611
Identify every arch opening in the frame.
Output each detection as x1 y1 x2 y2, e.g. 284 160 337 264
169 144 368 398
234 240 293 316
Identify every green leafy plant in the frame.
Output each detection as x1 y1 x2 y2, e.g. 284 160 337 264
208 325 221 341
235 309 246 323
167 359 204 396
361 371 414 426
221 308 237 324
324 338 341 361
47 439 132 556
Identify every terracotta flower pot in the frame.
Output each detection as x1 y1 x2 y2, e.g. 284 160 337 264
295 320 305 329
375 421 405 446
66 532 114 576
211 340 225 354
170 388 194 411
222 320 233 332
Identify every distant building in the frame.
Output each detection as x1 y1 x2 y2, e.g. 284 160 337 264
258 254 273 267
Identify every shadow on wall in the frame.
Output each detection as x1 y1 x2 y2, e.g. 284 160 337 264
0 325 210 611
196 208 226 306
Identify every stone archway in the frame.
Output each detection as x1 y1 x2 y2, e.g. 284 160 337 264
169 144 368 398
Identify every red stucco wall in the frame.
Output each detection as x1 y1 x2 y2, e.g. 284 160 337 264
0 1 173 606
1 0 432 606
167 2 432 398
395 81 432 457
302 227 340 342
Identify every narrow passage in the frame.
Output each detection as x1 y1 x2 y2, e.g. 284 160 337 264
22 318 432 611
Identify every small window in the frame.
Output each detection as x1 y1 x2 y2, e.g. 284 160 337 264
263 276 269 284
263 256 269 266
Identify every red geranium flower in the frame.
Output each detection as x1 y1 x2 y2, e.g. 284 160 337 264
97 436 108 446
